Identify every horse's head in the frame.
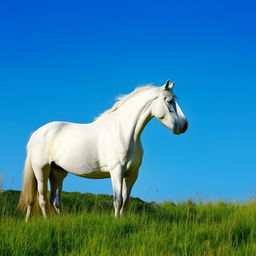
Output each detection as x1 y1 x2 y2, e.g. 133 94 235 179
151 80 188 135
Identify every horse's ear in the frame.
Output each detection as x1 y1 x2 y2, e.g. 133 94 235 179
169 81 175 89
162 80 175 90
162 80 170 90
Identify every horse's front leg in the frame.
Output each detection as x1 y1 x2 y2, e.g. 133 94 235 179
110 164 124 218
120 169 138 216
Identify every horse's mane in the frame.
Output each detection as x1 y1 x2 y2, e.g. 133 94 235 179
95 84 156 120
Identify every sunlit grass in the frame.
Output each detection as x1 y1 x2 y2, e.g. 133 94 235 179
1 190 256 255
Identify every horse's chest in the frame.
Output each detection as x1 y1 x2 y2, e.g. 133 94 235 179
125 144 143 171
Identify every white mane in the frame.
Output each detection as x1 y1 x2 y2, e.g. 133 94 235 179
95 85 156 120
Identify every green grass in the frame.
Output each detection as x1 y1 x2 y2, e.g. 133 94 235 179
1 191 256 255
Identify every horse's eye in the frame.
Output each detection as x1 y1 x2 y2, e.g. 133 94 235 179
166 98 173 104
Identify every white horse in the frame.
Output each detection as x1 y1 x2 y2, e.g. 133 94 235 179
18 80 188 221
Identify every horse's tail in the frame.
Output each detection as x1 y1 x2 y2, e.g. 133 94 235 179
18 152 37 212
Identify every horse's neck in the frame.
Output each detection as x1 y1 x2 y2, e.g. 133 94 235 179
115 91 156 143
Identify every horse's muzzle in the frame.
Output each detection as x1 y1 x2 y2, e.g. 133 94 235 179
182 120 188 133
173 120 188 135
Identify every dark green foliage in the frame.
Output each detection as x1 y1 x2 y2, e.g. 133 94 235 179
1 190 256 255
0 190 23 218
62 191 158 214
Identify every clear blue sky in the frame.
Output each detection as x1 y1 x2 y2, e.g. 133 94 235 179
1 0 255 202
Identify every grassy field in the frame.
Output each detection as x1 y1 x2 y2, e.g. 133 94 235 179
1 191 256 255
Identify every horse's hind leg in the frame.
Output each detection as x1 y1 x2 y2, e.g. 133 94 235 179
25 202 35 222
49 164 67 214
33 164 51 218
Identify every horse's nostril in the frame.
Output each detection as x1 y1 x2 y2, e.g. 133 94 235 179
183 121 188 132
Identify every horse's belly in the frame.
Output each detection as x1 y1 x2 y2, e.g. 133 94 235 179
56 159 110 179
70 169 111 179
